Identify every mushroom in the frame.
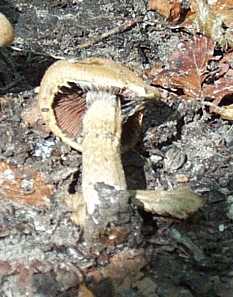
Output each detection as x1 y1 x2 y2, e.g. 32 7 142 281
38 58 203 247
39 58 160 245
0 13 14 47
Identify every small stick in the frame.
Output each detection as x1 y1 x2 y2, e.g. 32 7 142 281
78 17 142 49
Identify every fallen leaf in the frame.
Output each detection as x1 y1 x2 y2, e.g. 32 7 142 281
148 35 214 98
0 161 53 207
213 103 233 120
131 187 204 219
90 249 146 285
203 75 233 105
147 35 233 119
220 51 233 65
78 284 96 297
148 0 184 23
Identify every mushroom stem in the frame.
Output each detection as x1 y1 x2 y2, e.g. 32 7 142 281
81 91 132 244
82 91 126 212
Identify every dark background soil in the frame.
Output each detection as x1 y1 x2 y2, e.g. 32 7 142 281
0 1 233 296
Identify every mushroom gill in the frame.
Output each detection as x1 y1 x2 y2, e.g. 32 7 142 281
53 82 144 150
53 83 87 139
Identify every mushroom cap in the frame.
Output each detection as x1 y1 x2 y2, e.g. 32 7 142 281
39 58 160 151
0 13 14 47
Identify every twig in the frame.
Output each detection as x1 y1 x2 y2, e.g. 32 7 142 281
78 17 143 49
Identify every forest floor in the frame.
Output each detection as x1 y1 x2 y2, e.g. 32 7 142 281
0 1 233 296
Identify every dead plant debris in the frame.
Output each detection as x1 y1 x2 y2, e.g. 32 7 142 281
184 0 233 48
148 0 233 48
0 161 54 207
146 34 233 120
148 0 184 24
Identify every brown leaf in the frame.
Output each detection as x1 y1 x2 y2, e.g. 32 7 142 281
78 284 96 297
97 249 146 285
221 51 233 65
203 74 233 119
147 34 233 119
148 0 183 23
197 0 233 27
149 35 214 98
0 162 53 207
203 75 233 104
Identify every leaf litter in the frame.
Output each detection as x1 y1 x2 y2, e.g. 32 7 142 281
146 34 233 120
149 0 233 48
148 0 185 24
0 161 54 207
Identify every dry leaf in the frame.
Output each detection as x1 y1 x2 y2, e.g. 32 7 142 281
151 0 233 47
98 249 146 284
211 103 233 120
131 187 204 219
147 35 233 119
0 161 53 207
78 284 95 297
149 35 214 98
148 0 183 23
202 68 233 119
203 75 233 105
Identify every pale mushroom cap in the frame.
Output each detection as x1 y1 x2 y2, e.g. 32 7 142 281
0 13 14 47
38 58 160 151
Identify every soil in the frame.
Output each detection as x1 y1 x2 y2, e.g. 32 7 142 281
0 1 233 296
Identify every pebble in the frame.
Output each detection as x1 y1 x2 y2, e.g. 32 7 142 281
164 146 187 172
218 224 225 232
150 154 163 165
33 138 56 160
